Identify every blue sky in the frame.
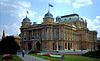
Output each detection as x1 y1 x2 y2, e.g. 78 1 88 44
0 0 100 38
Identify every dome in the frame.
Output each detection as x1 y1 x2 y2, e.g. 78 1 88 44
78 17 85 23
44 11 53 18
56 16 61 22
56 16 61 19
23 16 30 22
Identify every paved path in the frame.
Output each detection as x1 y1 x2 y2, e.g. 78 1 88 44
17 52 49 61
17 55 49 61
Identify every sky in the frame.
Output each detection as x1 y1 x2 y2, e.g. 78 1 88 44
0 0 100 39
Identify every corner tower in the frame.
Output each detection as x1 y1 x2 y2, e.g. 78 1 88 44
42 11 54 24
21 16 31 28
20 15 31 43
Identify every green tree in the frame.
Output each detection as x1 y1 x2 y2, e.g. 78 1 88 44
0 36 20 54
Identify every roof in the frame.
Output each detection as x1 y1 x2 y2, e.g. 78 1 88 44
23 16 30 22
44 11 53 18
60 14 86 23
61 14 79 18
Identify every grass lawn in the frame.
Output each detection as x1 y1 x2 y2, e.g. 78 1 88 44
0 55 23 61
31 54 100 61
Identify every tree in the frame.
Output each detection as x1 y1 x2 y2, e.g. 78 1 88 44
0 36 20 54
98 44 100 50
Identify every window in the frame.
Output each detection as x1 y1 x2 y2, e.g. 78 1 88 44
69 18 71 20
64 19 67 21
65 43 67 49
53 43 55 50
23 37 26 41
32 36 34 39
24 38 26 40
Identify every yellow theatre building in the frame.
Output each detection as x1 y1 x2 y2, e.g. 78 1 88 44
20 11 98 51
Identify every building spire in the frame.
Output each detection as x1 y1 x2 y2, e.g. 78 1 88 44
2 29 6 39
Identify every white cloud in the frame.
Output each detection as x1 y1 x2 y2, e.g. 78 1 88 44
0 24 16 39
0 0 36 19
37 16 44 24
73 0 92 8
54 0 71 3
0 0 36 39
17 1 31 8
0 31 3 39
82 16 100 37
18 9 36 20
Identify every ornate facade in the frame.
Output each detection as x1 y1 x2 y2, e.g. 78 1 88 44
20 11 98 51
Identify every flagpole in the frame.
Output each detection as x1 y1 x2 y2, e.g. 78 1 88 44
48 3 50 12
48 3 53 12
26 10 29 17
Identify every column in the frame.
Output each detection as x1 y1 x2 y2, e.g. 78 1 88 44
32 30 34 40
64 28 66 40
23 32 26 41
47 28 49 40
44 28 46 40
67 42 68 49
36 30 38 39
54 29 56 40
59 28 61 40
50 28 53 40
42 29 44 40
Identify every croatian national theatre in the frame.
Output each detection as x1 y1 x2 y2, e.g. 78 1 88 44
20 10 98 51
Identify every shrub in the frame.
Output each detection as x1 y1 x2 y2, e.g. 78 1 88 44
42 53 50 57
28 50 40 54
2 54 12 59
82 50 100 58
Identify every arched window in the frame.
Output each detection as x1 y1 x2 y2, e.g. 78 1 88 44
68 43 70 50
65 43 67 49
53 43 54 50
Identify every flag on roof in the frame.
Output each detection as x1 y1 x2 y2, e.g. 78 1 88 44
49 3 53 7
26 11 29 14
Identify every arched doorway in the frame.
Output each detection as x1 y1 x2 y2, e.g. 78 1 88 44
68 43 70 50
53 43 56 50
36 41 41 51
28 42 32 50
